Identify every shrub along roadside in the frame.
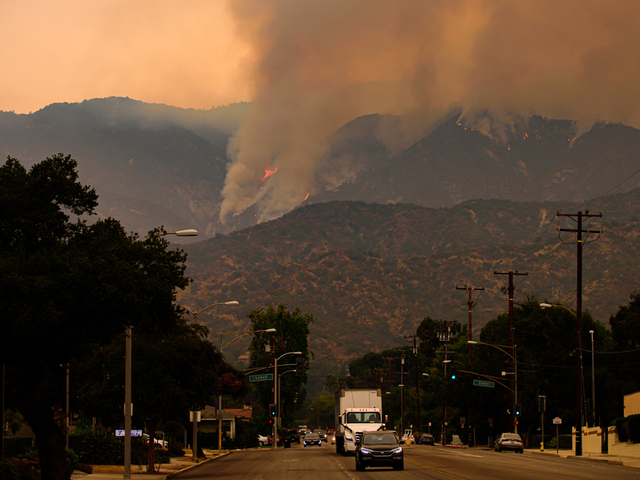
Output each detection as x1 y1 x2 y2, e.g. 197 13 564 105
614 414 640 443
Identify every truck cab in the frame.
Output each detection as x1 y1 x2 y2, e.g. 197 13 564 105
338 408 383 453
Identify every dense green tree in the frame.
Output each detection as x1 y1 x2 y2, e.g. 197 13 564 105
470 295 608 446
74 321 227 472
0 155 191 480
607 292 640 420
247 304 313 427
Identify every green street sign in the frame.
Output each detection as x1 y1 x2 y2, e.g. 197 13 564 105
249 374 273 382
473 379 495 388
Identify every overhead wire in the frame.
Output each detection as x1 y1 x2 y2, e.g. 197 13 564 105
560 165 640 213
521 163 640 276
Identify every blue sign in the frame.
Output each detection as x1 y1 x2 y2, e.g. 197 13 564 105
115 430 142 437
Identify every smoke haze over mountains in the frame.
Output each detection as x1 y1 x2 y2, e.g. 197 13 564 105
221 0 640 223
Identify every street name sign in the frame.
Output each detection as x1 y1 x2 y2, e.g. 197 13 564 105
473 379 495 388
116 430 142 437
249 374 274 382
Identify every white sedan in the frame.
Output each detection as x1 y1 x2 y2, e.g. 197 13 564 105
258 434 270 446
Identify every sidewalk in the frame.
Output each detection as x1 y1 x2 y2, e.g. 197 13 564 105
529 447 640 469
71 450 231 480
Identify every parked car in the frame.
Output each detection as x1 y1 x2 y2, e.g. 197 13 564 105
142 433 167 448
420 434 435 445
258 434 271 446
355 431 403 471
494 432 524 453
303 432 322 447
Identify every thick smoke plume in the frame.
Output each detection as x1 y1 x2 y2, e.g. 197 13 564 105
220 0 640 223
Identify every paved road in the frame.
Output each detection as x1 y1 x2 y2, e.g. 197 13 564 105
173 444 640 480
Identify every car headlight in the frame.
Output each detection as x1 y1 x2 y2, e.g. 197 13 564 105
392 447 403 454
360 447 373 454
345 435 353 441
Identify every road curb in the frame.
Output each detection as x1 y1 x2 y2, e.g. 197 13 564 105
166 452 232 479
565 455 624 466
530 450 624 466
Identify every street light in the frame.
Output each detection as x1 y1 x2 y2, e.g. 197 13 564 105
273 351 302 449
540 302 586 450
590 330 596 426
468 340 518 433
218 327 276 452
124 228 198 479
540 303 576 315
179 301 240 460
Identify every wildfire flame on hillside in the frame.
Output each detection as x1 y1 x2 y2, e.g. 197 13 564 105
261 167 278 182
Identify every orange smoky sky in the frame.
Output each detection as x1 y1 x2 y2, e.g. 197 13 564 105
3 1 640 224
0 0 255 114
220 0 640 223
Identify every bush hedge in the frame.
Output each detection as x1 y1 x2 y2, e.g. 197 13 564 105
0 460 20 480
2 437 36 458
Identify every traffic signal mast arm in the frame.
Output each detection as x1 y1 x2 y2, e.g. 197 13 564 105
456 369 514 393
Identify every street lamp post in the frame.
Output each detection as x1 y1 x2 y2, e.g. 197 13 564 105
179 301 239 460
590 330 596 426
278 369 296 428
540 302 585 453
468 341 518 433
124 228 198 479
219 327 276 452
273 351 302 450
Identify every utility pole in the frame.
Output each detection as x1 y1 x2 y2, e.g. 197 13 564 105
382 357 393 429
388 358 392 430
405 334 422 438
270 337 276 450
456 286 485 363
494 270 527 433
557 210 602 456
400 351 406 436
435 321 456 445
456 285 484 446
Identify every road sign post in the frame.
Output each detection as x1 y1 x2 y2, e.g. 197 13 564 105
553 417 562 454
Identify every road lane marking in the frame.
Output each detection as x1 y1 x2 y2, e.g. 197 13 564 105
327 452 357 480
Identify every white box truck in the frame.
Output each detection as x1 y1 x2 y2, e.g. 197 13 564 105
334 388 383 454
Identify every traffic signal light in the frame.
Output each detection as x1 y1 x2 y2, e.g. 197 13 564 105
450 364 458 380
538 395 546 413
296 356 305 377
515 403 522 417
269 403 277 418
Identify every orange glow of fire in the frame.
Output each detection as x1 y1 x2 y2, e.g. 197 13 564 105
261 167 278 182
303 193 310 201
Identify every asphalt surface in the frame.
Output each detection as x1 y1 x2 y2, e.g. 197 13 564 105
72 443 640 480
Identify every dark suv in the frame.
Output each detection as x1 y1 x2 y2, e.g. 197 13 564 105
287 428 300 444
355 431 403 471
